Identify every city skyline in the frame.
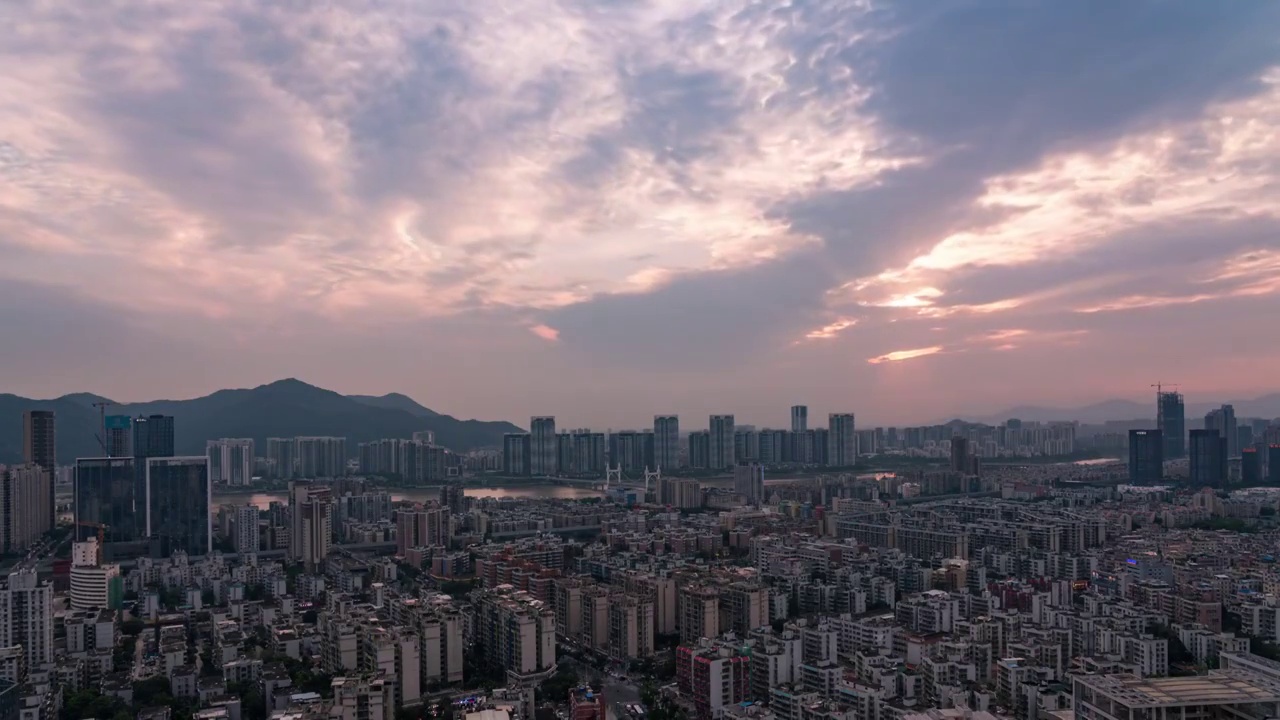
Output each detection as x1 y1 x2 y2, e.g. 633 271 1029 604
3 3 1280 425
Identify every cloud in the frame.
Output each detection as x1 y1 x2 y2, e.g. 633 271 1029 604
3 0 1280 426
867 347 944 365
529 324 561 342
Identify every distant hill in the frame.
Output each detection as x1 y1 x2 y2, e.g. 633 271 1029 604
952 393 1280 426
349 393 440 418
0 379 522 465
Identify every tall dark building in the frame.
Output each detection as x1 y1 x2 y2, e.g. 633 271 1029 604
1242 447 1261 485
1270 445 1280 486
145 457 211 556
1189 429 1227 488
1204 405 1239 459
75 457 141 543
105 415 133 457
1157 392 1185 459
502 433 531 476
1128 429 1164 484
950 436 970 473
22 410 56 529
133 415 175 459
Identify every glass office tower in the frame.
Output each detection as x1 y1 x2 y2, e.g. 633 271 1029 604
146 457 211 556
74 457 141 543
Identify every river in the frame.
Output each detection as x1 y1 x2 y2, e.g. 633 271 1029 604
212 484 602 510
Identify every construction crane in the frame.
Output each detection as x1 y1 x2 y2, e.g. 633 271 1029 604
1151 382 1180 396
92 401 112 455
74 521 107 562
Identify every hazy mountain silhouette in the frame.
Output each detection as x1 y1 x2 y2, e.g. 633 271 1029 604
0 379 521 464
953 393 1280 425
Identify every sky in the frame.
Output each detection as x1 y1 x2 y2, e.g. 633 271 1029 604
2 0 1279 429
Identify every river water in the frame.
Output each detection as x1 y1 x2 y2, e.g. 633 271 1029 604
212 484 602 510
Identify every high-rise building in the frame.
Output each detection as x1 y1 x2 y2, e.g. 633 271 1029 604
1270 445 1280 486
0 569 53 668
1126 427 1167 484
440 482 466 515
22 410 55 531
396 504 449 555
132 415 175 459
757 429 787 464
573 432 607 475
21 411 55 471
474 586 557 683
1205 405 1240 459
791 406 808 434
950 436 971 474
0 465 52 553
556 432 575 475
807 428 829 465
827 413 856 466
296 437 346 478
733 430 758 463
145 457 211 556
233 505 260 554
207 438 255 485
69 538 122 611
1242 447 1262 485
75 457 141 544
290 482 332 571
503 434 532 476
654 416 680 472
688 431 710 469
1128 430 1164 484
1189 429 1227 488
1157 391 1186 459
267 438 297 479
104 415 132 457
530 417 557 476
733 462 765 508
709 415 735 469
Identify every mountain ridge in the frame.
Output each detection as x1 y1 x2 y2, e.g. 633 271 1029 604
0 379 521 465
945 392 1280 426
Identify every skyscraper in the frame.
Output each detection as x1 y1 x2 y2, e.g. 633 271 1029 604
709 415 735 470
0 465 52 553
530 417 557 476
145 457 211 556
1270 445 1280 486
1127 429 1164 484
1156 392 1185 459
654 416 680 471
790 406 808 434
207 438 254 485
132 415 175 459
572 432 606 475
0 569 53 668
1205 405 1240 458
267 438 297 479
1189 429 1227 488
503 434 532 476
289 482 332 571
75 457 141 544
733 462 765 508
950 436 971 474
827 413 857 467
295 437 346 478
22 410 55 530
1242 447 1261 485
104 415 132 457
688 431 710 469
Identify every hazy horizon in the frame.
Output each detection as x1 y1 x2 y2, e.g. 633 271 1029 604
3 2 1279 428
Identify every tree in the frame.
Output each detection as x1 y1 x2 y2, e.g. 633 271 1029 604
537 667 580 704
133 676 173 707
121 619 146 636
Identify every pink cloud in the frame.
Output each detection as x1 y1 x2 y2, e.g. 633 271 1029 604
867 346 944 365
529 324 560 341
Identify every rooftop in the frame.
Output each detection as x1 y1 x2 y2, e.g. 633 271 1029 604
1077 672 1280 707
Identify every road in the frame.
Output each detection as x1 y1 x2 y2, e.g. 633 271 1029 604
563 655 642 720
